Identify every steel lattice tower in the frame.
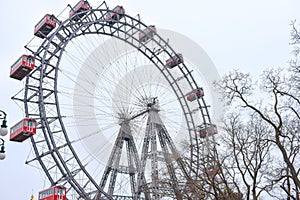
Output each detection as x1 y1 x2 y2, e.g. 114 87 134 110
135 99 189 200
94 118 146 199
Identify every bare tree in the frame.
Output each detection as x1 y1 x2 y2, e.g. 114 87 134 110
214 59 300 199
218 111 274 200
181 21 300 200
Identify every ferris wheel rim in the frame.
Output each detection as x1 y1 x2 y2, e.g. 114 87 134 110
22 5 213 199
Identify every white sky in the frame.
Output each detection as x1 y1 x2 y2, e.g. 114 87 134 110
0 0 299 199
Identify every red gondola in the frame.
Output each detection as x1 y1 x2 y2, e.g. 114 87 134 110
10 118 37 142
186 87 204 102
34 14 56 39
207 166 220 176
106 5 125 25
139 25 156 42
198 123 218 138
69 0 91 21
166 53 183 68
10 55 35 80
38 186 66 200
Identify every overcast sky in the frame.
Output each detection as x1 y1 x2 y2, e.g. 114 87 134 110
0 0 299 199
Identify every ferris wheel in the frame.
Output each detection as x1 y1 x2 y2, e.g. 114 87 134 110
10 1 221 199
